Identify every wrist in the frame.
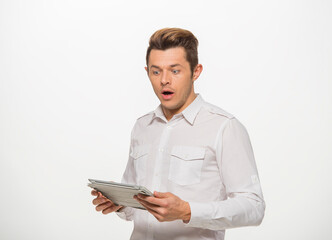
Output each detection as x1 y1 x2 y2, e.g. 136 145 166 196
182 201 191 223
116 206 124 212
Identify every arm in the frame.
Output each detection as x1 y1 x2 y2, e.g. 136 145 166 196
91 126 137 220
115 154 136 221
115 128 137 221
90 156 135 219
91 157 136 220
187 118 265 230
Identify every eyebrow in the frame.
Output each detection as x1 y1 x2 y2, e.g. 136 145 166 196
150 64 183 70
170 64 182 68
150 65 161 70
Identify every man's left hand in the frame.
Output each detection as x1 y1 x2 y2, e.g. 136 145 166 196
134 191 191 223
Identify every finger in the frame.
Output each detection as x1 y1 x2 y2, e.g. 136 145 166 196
92 196 110 206
102 205 122 215
137 194 167 207
152 212 166 222
137 200 165 221
91 190 98 196
95 201 114 212
136 196 172 219
135 196 164 214
134 195 155 208
91 190 106 199
137 198 159 214
154 191 170 198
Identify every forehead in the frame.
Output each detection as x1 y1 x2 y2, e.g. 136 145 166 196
148 47 189 68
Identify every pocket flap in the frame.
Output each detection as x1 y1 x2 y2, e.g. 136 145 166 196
171 146 205 160
130 145 149 159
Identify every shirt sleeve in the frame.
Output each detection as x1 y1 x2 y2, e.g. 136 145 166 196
116 127 137 221
186 118 265 230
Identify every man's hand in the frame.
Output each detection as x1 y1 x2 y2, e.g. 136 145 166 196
91 190 123 214
134 191 191 223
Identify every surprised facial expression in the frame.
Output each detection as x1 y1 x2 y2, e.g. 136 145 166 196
146 47 202 120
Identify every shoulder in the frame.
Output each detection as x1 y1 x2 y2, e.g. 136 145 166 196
136 110 154 122
131 111 154 129
201 101 235 119
129 111 154 137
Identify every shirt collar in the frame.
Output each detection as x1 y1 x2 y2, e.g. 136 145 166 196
149 94 204 125
181 94 204 125
153 104 167 122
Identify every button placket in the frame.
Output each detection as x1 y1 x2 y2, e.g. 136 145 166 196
148 123 172 238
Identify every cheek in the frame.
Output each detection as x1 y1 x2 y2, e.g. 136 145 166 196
181 78 193 94
150 80 161 95
150 78 159 89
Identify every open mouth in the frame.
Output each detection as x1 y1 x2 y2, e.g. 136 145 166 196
162 91 174 95
161 90 174 99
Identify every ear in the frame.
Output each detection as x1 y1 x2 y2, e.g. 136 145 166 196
144 66 149 75
192 64 203 82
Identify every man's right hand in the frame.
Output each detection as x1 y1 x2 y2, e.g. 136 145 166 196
91 190 123 214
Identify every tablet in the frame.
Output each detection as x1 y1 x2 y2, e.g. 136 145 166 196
88 179 153 210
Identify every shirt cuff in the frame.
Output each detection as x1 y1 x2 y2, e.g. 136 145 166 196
184 202 214 228
115 207 134 221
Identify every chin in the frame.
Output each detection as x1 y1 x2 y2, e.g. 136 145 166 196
161 102 172 108
162 102 181 111
161 102 173 109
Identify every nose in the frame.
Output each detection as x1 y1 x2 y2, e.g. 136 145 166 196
160 71 171 85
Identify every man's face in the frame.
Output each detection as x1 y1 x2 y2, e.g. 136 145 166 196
145 47 202 119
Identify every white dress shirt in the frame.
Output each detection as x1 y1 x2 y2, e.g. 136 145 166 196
117 94 265 240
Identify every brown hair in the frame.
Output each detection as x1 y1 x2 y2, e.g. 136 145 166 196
146 28 199 75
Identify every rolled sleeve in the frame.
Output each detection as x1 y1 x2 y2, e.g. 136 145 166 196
184 118 265 230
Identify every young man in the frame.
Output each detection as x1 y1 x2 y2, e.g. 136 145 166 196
92 28 265 240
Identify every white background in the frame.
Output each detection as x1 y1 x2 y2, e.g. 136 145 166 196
0 0 331 239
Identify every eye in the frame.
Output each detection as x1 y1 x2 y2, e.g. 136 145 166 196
152 70 160 75
172 69 180 74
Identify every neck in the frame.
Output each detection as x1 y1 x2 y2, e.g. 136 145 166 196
162 93 197 121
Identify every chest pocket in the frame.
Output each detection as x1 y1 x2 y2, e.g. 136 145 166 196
130 145 149 184
168 146 206 186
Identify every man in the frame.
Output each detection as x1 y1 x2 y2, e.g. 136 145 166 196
91 28 265 240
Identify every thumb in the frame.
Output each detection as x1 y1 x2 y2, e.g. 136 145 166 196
154 191 169 198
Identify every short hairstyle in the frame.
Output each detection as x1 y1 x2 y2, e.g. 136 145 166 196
146 28 199 75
